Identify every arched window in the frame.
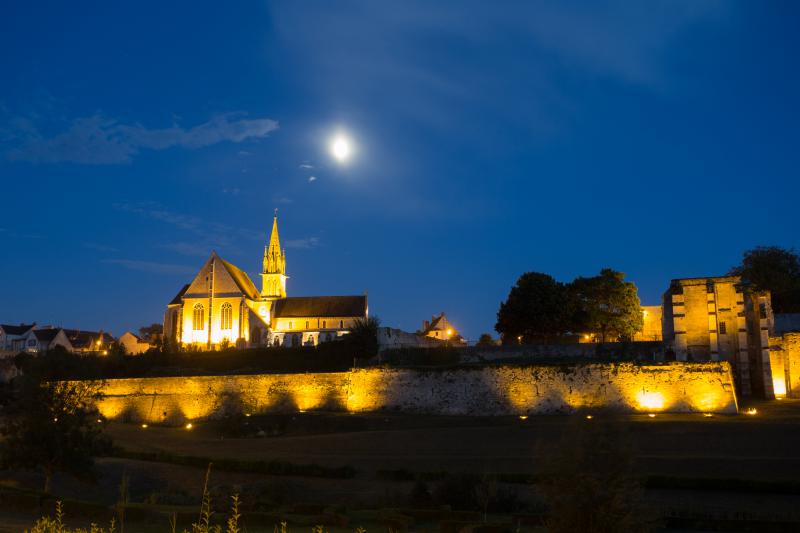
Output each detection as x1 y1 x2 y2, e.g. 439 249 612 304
305 321 309 329
220 303 232 330
193 304 204 330
339 320 344 329
322 320 326 329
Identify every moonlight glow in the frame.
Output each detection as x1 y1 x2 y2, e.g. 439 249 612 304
330 135 352 162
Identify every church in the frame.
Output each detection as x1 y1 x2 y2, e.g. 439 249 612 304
163 213 368 349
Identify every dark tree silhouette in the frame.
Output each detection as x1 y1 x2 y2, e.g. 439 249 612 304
730 246 800 313
495 272 574 344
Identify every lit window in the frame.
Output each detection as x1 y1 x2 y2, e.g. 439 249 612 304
193 304 204 330
220 303 232 330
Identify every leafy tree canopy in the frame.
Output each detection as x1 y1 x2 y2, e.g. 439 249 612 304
570 268 643 343
0 365 110 493
729 246 800 313
495 272 575 344
495 269 643 344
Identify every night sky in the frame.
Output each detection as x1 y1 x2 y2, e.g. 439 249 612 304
1 1 798 339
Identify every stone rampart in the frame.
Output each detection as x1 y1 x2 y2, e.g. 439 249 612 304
92 362 738 424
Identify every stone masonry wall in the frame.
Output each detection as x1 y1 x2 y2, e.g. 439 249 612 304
92 362 738 424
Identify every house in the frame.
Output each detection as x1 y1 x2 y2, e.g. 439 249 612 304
119 331 152 354
0 323 36 355
21 328 74 353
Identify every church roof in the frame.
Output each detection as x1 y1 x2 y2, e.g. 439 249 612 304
0 324 35 335
169 284 190 305
273 296 367 318
218 256 260 299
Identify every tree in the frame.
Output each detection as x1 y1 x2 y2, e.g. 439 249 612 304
138 323 163 340
0 370 109 493
570 269 643 343
495 272 575 344
344 316 381 360
476 333 495 347
539 419 653 533
729 246 800 313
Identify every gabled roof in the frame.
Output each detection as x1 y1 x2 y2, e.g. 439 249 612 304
64 329 114 348
169 284 190 305
218 256 260 299
0 324 35 335
273 296 367 318
33 328 62 343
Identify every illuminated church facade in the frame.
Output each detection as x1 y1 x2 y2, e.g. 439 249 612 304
163 214 367 348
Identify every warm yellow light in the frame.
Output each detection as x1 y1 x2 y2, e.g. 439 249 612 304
96 340 102 346
141 423 148 429
745 408 757 416
330 135 352 162
518 415 528 420
102 350 108 356
647 413 656 418
446 329 453 337
703 413 714 418
585 415 593 420
773 378 787 398
637 391 665 411
584 334 590 340
185 423 193 430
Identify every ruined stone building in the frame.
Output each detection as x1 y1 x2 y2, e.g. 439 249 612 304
662 276 774 397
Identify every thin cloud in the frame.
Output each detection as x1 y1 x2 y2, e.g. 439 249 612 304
273 196 293 205
102 259 196 275
299 163 314 169
284 237 321 249
158 242 210 257
7 112 279 164
308 176 317 183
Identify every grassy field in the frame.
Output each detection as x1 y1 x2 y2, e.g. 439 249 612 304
4 400 800 531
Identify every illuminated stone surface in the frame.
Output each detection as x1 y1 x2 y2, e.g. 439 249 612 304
91 362 738 423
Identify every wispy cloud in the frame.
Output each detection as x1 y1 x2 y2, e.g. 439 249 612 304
102 259 195 275
113 202 263 253
158 242 211 257
6 112 279 164
272 196 292 205
299 163 313 169
308 176 317 183
284 237 321 249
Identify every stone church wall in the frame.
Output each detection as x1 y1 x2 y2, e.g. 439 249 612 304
91 362 737 424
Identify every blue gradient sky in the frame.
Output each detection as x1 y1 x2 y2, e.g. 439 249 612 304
1 1 798 339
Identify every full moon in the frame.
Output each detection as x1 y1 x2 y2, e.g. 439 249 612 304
330 135 352 162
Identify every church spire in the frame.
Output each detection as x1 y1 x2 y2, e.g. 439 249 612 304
261 210 287 298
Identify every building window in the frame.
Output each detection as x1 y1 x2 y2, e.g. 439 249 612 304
339 320 344 329
289 321 293 330
322 320 326 329
305 321 309 329
759 302 767 319
193 304 204 330
719 321 727 334
220 303 232 330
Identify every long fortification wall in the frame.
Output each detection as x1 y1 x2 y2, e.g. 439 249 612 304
93 362 738 424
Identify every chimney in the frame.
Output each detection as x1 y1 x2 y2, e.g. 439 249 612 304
423 320 429 330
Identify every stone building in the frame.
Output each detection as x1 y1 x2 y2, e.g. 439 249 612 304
419 312 463 343
662 276 774 397
163 213 368 349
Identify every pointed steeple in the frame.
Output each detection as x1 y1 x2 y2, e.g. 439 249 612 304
261 210 287 298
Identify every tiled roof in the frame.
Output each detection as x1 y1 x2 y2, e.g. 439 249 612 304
218 257 260 300
169 284 190 305
33 328 62 343
273 296 367 318
0 324 35 335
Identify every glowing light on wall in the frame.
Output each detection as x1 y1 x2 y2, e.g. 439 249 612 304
773 378 787 398
636 391 665 411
